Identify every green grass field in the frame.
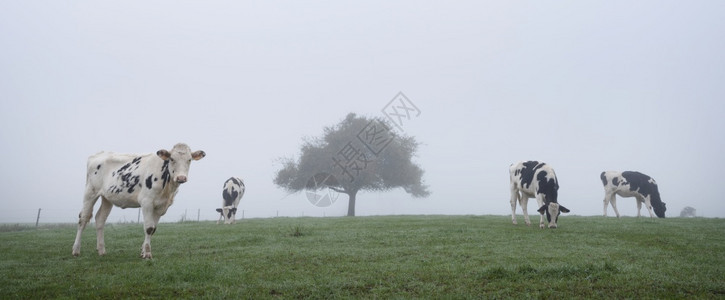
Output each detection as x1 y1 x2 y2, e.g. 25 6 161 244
1 215 723 299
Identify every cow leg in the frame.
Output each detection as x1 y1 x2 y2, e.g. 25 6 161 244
510 188 519 225
603 192 613 217
641 196 656 218
635 196 644 217
72 189 99 257
94 197 113 256
520 196 532 226
140 205 157 259
536 196 546 229
609 194 620 218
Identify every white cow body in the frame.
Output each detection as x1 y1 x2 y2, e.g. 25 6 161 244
72 143 205 258
217 177 245 224
509 161 570 228
600 171 666 218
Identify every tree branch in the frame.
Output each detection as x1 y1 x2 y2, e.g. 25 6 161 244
328 186 347 194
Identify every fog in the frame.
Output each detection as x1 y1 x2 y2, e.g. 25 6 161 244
1 1 724 223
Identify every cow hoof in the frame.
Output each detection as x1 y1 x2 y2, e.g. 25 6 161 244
539 224 545 229
72 252 80 257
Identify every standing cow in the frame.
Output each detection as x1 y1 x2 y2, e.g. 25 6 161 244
600 171 666 218
217 177 245 224
510 161 570 228
72 143 205 259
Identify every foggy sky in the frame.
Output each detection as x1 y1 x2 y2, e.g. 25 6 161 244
1 1 724 223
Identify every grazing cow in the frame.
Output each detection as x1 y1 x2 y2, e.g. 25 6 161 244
216 177 245 224
509 161 570 228
72 143 205 258
600 171 666 218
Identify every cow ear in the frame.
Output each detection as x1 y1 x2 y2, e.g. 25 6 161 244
537 204 547 214
216 208 222 213
157 149 171 160
560 205 570 213
191 150 206 161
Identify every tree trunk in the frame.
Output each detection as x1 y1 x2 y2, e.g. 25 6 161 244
346 191 357 216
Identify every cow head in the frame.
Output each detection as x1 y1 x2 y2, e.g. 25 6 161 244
653 201 667 218
157 143 205 184
538 202 570 228
216 207 237 224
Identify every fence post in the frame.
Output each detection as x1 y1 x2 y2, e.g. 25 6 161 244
35 208 41 227
137 209 141 223
197 209 200 222
242 210 245 220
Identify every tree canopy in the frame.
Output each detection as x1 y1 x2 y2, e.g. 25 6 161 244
680 206 696 218
274 113 430 216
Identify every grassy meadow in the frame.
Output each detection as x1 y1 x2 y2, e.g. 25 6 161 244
0 215 723 299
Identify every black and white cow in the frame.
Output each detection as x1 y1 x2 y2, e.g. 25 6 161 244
600 171 666 218
72 143 205 259
217 177 245 224
509 161 570 228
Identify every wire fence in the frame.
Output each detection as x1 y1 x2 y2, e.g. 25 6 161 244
0 207 342 226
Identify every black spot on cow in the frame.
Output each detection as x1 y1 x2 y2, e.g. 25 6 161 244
119 172 140 193
600 172 607 186
117 163 132 174
117 157 142 175
160 160 171 188
109 185 122 194
97 164 102 170
612 177 620 186
536 170 559 203
223 188 239 207
146 227 156 235
621 171 666 218
222 178 244 206
145 175 153 189
519 161 544 189
621 171 654 197
126 176 140 193
114 158 142 194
